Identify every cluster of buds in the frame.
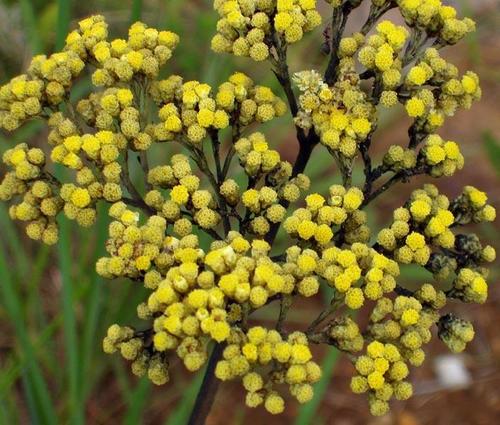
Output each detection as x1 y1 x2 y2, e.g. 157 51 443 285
0 2 496 420
216 327 322 413
351 291 441 415
283 185 365 246
96 206 167 279
402 48 481 131
396 0 476 45
294 69 374 158
211 0 322 61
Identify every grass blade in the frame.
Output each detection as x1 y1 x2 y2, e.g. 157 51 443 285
165 369 206 425
55 0 72 50
80 209 108 399
21 372 40 424
0 205 29 275
294 347 340 425
57 215 83 424
130 0 143 24
483 131 500 177
123 377 151 425
0 243 58 424
19 0 43 54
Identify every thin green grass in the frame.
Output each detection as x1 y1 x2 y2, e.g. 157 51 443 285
0 205 30 274
130 0 143 24
80 207 109 399
19 0 43 54
123 377 151 425
57 215 84 424
165 368 206 425
483 131 500 176
55 0 72 50
0 242 58 425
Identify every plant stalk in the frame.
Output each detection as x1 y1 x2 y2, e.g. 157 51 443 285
187 343 225 425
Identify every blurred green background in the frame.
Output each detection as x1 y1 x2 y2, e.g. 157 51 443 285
0 1 498 424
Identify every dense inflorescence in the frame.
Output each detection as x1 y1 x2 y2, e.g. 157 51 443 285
0 0 495 418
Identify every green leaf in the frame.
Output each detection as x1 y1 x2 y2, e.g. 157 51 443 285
483 131 500 177
80 207 109 399
165 369 206 425
130 0 143 24
55 0 72 50
0 243 58 425
19 0 43 54
123 377 151 425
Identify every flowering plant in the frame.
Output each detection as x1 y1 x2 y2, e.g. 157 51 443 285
0 0 495 422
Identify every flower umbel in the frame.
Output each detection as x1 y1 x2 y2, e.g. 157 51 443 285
0 2 494 420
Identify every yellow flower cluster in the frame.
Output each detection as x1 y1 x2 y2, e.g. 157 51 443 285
352 292 440 416
314 242 399 309
103 324 169 385
152 72 286 144
375 183 495 307
96 205 167 279
329 316 364 353
215 72 287 125
358 21 408 74
147 154 222 232
215 327 321 414
156 78 230 144
66 16 179 85
75 87 153 150
0 50 84 131
402 49 481 126
396 0 476 44
377 185 455 265
450 268 489 304
451 185 496 225
420 134 464 177
0 6 495 420
235 132 282 177
1 144 60 243
294 69 374 158
211 0 322 61
283 185 365 246
382 145 417 172
102 229 304 377
437 314 474 353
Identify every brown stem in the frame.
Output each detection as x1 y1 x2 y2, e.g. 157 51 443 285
210 131 231 235
265 134 318 244
362 165 430 207
361 3 396 35
187 343 226 425
324 4 351 85
271 32 307 145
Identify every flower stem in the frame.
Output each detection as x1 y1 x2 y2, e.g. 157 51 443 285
187 342 225 425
